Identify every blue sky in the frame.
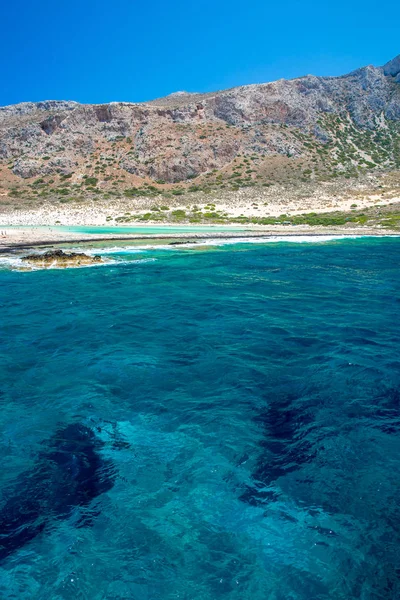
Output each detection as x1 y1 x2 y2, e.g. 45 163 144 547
1 0 399 106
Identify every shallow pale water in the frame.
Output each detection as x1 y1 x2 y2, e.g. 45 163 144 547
0 238 399 599
3 224 247 235
59 225 247 235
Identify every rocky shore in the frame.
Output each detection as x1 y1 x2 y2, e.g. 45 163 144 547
21 249 104 269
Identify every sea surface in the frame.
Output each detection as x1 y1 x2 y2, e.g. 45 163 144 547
0 237 399 599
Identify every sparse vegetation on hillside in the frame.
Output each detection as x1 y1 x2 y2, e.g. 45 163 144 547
0 56 399 211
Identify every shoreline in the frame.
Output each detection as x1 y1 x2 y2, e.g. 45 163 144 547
1 185 399 252
0 224 398 254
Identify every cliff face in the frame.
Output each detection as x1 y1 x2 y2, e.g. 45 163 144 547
383 55 400 80
1 56 399 189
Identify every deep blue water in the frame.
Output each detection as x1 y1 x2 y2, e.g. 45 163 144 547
0 238 399 599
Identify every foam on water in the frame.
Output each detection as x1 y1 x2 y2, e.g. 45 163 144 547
0 255 23 270
1 236 364 272
78 234 379 256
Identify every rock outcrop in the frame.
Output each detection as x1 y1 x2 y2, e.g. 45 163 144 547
383 55 400 80
22 249 103 269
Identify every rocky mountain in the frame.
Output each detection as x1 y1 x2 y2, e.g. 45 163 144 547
0 55 399 200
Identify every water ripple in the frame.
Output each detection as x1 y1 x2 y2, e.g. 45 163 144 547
0 238 399 599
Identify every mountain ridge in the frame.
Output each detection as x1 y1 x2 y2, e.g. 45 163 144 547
0 55 399 200
1 54 399 110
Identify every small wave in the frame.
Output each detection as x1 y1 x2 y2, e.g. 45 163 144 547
196 235 362 246
74 235 366 256
0 255 24 270
170 234 400 247
115 257 157 265
129 257 156 264
97 234 386 254
82 246 146 255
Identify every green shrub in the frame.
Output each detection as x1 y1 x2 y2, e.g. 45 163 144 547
124 188 140 197
84 177 98 186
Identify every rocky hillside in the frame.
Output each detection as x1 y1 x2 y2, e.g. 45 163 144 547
0 54 399 203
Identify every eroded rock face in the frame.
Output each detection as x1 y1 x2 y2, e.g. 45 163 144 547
12 158 43 179
22 249 103 269
383 55 400 78
0 101 77 123
0 55 399 183
12 156 75 178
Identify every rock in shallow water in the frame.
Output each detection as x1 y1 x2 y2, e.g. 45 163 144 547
22 249 103 269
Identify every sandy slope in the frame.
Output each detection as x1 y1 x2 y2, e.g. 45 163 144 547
0 191 399 228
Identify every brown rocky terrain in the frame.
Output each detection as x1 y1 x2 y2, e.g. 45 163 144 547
0 54 399 218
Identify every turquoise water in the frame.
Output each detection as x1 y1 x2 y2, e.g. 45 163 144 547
4 224 246 235
59 225 246 235
0 238 399 599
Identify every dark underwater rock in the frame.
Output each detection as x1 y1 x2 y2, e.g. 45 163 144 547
0 423 115 561
169 240 197 245
240 392 318 506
